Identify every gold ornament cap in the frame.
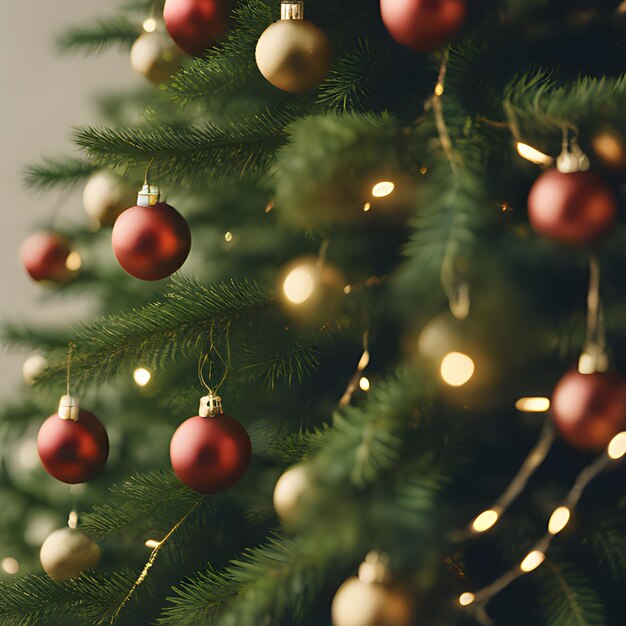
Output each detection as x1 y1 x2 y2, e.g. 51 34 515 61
137 183 161 207
358 552 392 585
58 395 79 421
281 1 305 20
556 140 590 174
199 394 223 418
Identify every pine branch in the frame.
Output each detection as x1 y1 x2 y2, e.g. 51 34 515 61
540 561 607 626
23 156 97 193
586 497 626 582
57 17 140 56
72 107 296 183
166 0 273 104
80 471 201 540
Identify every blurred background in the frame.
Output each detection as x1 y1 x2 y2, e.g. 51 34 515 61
0 1 134 393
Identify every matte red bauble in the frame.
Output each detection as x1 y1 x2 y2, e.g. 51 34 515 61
528 169 617 245
21 232 72 283
164 0 231 56
170 413 251 494
112 203 191 281
380 0 466 52
38 410 109 484
551 369 626 452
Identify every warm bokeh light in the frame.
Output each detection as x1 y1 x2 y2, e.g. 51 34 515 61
363 202 372 212
472 509 499 533
371 181 395 198
283 265 316 304
65 251 82 271
359 377 370 392
515 397 551 413
224 231 233 242
68 511 79 529
143 17 157 33
434 83 444 97
520 550 545 573
1 558 19 575
548 507 571 535
145 539 160 549
608 431 626 459
459 592 476 607
440 352 475 387
133 367 152 387
516 142 553 166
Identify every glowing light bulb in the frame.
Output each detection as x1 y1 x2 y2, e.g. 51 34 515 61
434 83 444 97
440 352 475 387
548 507 571 535
143 17 157 32
359 377 370 392
65 251 82 271
145 539 160 549
1 558 19 575
459 592 475 607
515 397 550 413
283 266 316 304
472 510 499 533
608 431 626 459
224 231 233 242
363 202 372 212
133 368 152 387
371 181 395 198
516 142 553 166
520 550 545 573
68 511 79 530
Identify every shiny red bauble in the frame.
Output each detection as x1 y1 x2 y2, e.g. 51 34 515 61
170 413 251 494
551 369 626 452
37 411 109 484
380 0 466 52
112 203 191 281
164 0 232 56
21 232 72 283
528 169 617 245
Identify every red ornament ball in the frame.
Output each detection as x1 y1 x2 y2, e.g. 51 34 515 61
112 203 191 281
380 0 466 52
164 0 231 56
21 232 72 283
170 414 251 494
38 411 109 484
551 369 626 452
528 169 617 245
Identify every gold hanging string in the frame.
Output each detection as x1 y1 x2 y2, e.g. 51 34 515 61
338 331 370 408
66 342 76 397
110 498 204 623
316 238 330 269
198 323 232 395
144 157 155 185
579 254 607 374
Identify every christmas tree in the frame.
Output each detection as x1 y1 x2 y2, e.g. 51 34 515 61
2 0 626 624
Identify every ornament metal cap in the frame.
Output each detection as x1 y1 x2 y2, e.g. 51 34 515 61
358 552 392 585
58 395 80 421
281 1 304 20
199 394 223 418
556 140 590 174
137 184 161 207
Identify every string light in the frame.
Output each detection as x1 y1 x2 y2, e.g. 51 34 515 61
359 377 370 392
520 550 545 573
608 431 626 459
282 264 317 305
547 507 571 535
440 352 475 387
65 251 82 271
143 17 157 32
472 509 499 533
133 368 152 387
1 558 19 575
516 142 553 166
434 83 444 97
459 592 476 607
363 202 372 212
144 539 160 549
515 397 550 412
224 232 233 242
371 181 395 198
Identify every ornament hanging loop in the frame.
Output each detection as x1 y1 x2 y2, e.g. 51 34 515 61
557 129 590 174
59 342 79 421
197 328 231 417
138 159 160 206
579 254 609 374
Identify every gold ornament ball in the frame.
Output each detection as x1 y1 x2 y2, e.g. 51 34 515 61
255 19 331 93
82 170 136 227
273 464 310 527
130 31 182 85
40 528 101 581
22 354 47 386
331 576 414 626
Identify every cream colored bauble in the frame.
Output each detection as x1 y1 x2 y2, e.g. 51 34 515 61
40 528 101 581
273 464 310 526
82 170 136 227
331 576 414 626
255 5 331 93
130 30 183 85
22 354 47 385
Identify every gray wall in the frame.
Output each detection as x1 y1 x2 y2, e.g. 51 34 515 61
0 2 136 392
